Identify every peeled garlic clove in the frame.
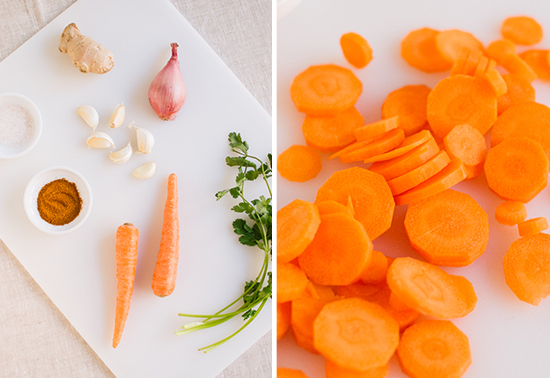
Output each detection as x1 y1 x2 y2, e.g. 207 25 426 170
129 121 154 154
77 105 99 131
109 142 132 164
109 103 125 128
133 161 156 179
86 132 115 149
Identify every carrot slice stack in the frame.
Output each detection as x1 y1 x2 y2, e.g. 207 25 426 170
364 130 433 163
340 128 405 163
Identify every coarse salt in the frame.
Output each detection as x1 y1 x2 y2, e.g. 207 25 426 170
0 103 34 148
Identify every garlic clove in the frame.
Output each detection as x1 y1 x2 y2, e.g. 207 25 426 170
128 121 154 154
109 103 125 128
86 132 115 149
109 142 133 164
133 161 156 179
77 105 99 131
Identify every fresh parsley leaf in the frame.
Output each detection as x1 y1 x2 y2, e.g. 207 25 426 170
226 156 257 168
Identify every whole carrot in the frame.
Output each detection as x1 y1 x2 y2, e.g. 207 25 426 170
152 173 179 297
113 222 139 348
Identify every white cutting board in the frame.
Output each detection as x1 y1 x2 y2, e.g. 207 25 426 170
278 0 550 377
0 0 271 377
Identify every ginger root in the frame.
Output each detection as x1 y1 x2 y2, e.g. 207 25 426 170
58 23 114 74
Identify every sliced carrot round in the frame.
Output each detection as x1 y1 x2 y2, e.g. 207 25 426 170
484 137 549 203
435 29 484 62
325 359 389 378
277 302 291 340
503 233 550 305
364 130 433 163
497 74 535 115
397 319 471 378
316 200 354 218
278 145 322 182
405 189 489 266
495 201 527 226
299 213 372 285
315 167 395 240
354 116 399 141
443 124 487 180
486 39 517 64
340 128 405 164
427 75 497 139
277 368 310 378
518 49 550 81
501 16 543 45
382 85 431 136
290 64 362 116
518 217 549 237
277 199 321 263
277 261 309 303
314 298 399 371
401 28 453 73
340 32 373 69
387 257 477 318
302 107 365 153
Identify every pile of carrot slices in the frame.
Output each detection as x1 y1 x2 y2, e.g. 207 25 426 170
278 13 550 378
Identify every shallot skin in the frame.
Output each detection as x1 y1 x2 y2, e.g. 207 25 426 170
148 43 186 121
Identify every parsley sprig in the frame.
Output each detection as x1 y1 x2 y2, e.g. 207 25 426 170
176 132 272 352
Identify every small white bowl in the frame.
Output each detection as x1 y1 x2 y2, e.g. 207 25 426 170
24 166 93 235
0 93 42 159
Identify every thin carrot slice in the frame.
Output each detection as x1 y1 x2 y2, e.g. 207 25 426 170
329 138 378 160
484 137 549 202
340 32 373 69
299 213 372 285
314 298 399 371
518 50 550 81
436 29 484 63
405 189 489 266
486 39 517 63
290 64 363 116
461 49 483 76
401 28 453 73
394 158 466 206
497 74 535 115
397 320 471 378
518 217 549 237
369 138 440 181
354 117 399 141
359 250 389 285
503 233 550 305
364 130 433 163
381 85 431 136
443 124 487 179
277 261 309 303
340 129 405 164
491 102 550 160
316 167 395 240
277 199 321 263
387 257 477 318
388 151 450 196
278 145 322 182
302 107 365 153
495 201 527 226
450 48 470 75
325 359 389 378
474 56 490 78
427 75 497 139
500 54 538 83
501 16 543 45
484 68 508 97
277 368 310 378
316 200 354 218
277 302 291 340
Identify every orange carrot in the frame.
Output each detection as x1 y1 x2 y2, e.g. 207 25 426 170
495 201 527 226
518 217 549 237
484 67 508 97
152 173 179 297
358 250 389 285
302 107 365 153
340 32 373 69
277 261 309 303
443 124 487 180
292 327 318 354
299 213 372 285
277 302 291 340
474 56 490 78
340 128 405 164
497 74 535 115
354 117 400 142
397 320 472 378
519 49 550 81
278 145 322 182
277 367 310 378
405 189 489 266
325 359 389 378
394 158 467 206
435 29 484 62
500 54 538 83
486 39 517 64
113 222 139 348
316 200 354 218
316 167 395 240
503 233 550 305
427 74 497 139
401 28 453 73
388 291 411 313
461 49 483 76
501 16 543 45
277 199 321 263
450 48 470 75
364 130 433 163
387 257 477 318
329 138 380 161
484 137 549 203
290 64 363 116
369 138 440 181
381 85 431 136
314 298 399 371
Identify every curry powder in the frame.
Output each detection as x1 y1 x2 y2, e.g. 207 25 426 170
37 178 82 226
